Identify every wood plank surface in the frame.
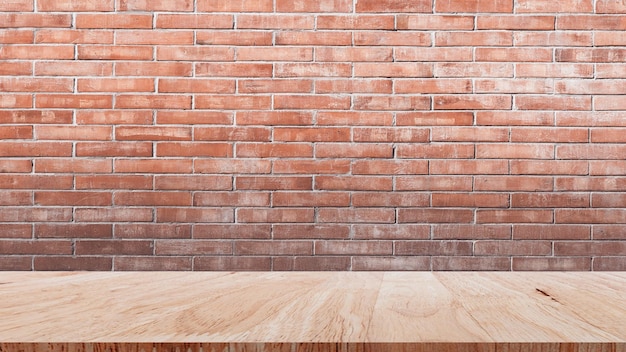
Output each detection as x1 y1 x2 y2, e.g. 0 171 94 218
0 272 624 352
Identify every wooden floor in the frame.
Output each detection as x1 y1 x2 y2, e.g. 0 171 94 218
0 272 624 352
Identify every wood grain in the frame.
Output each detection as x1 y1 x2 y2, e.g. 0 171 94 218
0 272 624 352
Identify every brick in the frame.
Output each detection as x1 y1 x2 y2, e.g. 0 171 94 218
115 159 192 174
0 77 66 92
235 241 312 256
197 0 271 11
0 0 33 11
476 111 553 126
36 224 112 239
116 224 191 239
474 176 553 191
116 126 191 141
316 241 392 255
193 224 269 239
436 31 513 46
76 208 153 222
34 257 112 271
273 160 348 174
395 78 472 94
316 143 393 158
476 79 553 94
0 142 72 157
593 193 626 208
352 192 430 207
0 159 32 173
195 192 269 207
353 224 430 240
596 0 626 13
156 46 233 61
275 128 351 143
78 45 153 60
395 240 472 256
476 144 553 159
76 240 153 255
434 95 512 110
156 142 232 158
76 14 152 29
316 176 393 191
556 177 626 191
593 257 626 271
238 80 312 94
0 126 32 139
556 48 626 62
0 61 32 75
195 127 269 142
0 240 72 255
35 30 113 44
475 240 551 256
432 127 509 142
593 226 626 240
513 225 590 240
272 224 349 239
430 160 508 175
512 257 591 271
595 31 626 46
510 127 588 143
237 15 314 29
512 193 589 208
353 257 431 271
77 78 153 92
158 111 232 125
275 63 351 78
276 0 351 12
511 160 588 175
196 63 273 77
155 240 231 256
595 95 626 111
317 15 395 29
0 14 71 28
557 209 626 224
37 0 114 11
156 176 232 191
396 112 474 126
557 144 626 160
435 63 513 77
116 62 192 77
236 176 311 190
557 112 626 127
514 32 592 47
432 193 509 207
396 144 475 159
115 257 192 271
276 32 351 46
433 225 512 240
35 61 113 76
36 94 113 109
590 161 626 175
353 160 428 175
76 142 152 157
0 208 72 222
196 31 272 46
396 176 473 191
398 209 474 223
274 95 350 110
477 15 554 29
156 14 232 29
354 96 431 111
316 48 393 63
355 63 433 77
237 208 314 223
516 0 593 13
0 257 32 270
317 208 396 223
397 15 474 29
36 158 111 174
436 0 513 13
0 95 32 108
0 45 74 60
115 95 191 109
195 256 271 271
0 224 31 239
0 191 31 206
317 111 394 126
114 191 192 206
355 31 432 46
476 48 553 62
195 158 272 173
516 64 593 79
117 31 194 46
35 191 112 206
156 208 234 223
118 0 193 11
316 79 392 95
75 175 152 190
273 256 350 271
558 15 626 30
477 210 553 223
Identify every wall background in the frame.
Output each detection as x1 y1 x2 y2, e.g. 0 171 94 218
1 0 625 271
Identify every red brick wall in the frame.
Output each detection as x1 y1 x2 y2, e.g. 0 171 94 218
1 0 625 271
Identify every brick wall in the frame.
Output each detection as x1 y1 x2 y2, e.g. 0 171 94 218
1 0 625 271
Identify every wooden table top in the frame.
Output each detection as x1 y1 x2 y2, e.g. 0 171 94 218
0 272 624 350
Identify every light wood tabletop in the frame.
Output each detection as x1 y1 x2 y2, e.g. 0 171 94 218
0 272 624 352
